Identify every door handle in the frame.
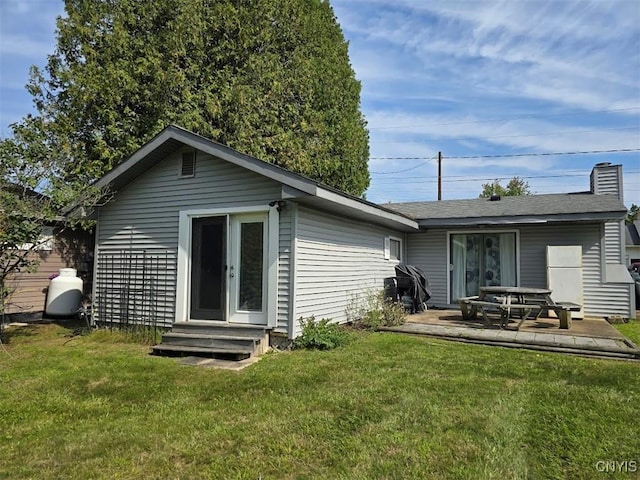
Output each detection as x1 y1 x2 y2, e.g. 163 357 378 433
230 273 235 278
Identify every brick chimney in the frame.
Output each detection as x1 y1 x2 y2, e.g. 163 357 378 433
590 162 623 201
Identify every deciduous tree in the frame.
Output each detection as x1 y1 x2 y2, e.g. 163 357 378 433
479 176 532 198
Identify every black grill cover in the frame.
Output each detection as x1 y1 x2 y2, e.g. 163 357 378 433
394 264 431 312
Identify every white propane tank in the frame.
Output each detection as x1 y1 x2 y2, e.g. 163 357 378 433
45 268 83 316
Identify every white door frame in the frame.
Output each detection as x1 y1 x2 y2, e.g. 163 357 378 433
228 213 269 324
176 206 278 327
446 229 521 304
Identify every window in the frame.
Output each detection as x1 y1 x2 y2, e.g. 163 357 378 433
385 236 402 262
180 150 195 177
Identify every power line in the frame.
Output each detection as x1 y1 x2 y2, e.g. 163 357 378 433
370 147 640 162
367 107 640 130
371 170 640 185
370 157 435 174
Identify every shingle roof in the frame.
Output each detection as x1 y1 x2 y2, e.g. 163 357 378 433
385 192 627 226
626 221 640 246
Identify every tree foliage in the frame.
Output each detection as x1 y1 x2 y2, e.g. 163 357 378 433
479 176 532 198
2 0 370 195
626 204 639 225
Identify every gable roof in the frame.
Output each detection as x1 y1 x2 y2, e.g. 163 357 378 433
627 221 640 246
386 193 627 227
86 125 419 231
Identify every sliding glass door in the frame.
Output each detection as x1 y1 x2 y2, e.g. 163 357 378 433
450 232 517 301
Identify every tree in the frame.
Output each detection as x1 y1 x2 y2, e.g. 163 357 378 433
0 123 99 319
626 204 639 224
1 0 370 196
479 176 532 198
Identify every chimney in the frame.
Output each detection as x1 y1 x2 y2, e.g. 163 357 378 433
590 162 623 201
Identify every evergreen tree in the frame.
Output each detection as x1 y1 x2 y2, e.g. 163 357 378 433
2 0 370 195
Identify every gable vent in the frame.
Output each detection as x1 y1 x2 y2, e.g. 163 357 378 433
181 151 195 177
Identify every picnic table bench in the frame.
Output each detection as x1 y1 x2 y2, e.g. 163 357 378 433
459 287 582 329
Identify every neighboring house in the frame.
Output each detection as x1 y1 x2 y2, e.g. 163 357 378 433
4 226 94 318
84 126 635 343
625 220 640 266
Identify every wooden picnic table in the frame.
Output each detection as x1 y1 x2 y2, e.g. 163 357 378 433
459 286 580 329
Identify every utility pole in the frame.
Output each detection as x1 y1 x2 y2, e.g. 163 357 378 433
438 151 442 201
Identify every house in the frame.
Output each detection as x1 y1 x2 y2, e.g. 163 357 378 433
86 125 417 347
3 226 93 319
626 220 640 266
386 161 634 318
85 126 634 354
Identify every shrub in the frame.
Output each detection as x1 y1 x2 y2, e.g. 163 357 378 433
347 290 407 330
293 316 350 350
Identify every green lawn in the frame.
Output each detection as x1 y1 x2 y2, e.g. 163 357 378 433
1 323 638 480
614 318 640 346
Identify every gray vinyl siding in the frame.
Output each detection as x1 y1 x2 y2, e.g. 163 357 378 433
590 165 622 198
293 206 402 336
604 222 623 263
406 229 448 305
96 149 286 328
406 223 631 317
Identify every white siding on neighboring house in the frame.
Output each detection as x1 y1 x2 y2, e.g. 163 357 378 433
292 206 403 336
407 223 631 317
95 149 288 329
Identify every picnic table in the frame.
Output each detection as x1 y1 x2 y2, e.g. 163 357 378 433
459 286 581 329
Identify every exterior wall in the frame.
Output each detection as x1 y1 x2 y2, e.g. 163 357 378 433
406 222 632 317
95 148 289 329
292 206 403 336
4 228 93 316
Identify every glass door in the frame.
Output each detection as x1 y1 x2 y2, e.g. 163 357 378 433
190 216 227 320
229 214 268 324
450 233 516 302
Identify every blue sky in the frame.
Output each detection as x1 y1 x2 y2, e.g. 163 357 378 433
1 0 639 206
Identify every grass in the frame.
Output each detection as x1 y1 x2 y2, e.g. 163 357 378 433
613 318 640 346
0 322 639 479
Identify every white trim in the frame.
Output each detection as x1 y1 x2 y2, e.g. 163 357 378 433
315 187 419 230
387 235 403 263
445 228 521 304
91 211 100 326
288 203 299 339
268 207 279 328
175 205 277 326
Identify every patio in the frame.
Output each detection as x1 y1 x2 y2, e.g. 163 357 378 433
380 308 640 360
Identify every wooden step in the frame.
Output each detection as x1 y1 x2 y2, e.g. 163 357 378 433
151 344 253 357
160 332 258 350
152 322 272 359
171 321 269 338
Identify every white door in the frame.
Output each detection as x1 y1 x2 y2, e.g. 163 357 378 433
229 213 268 324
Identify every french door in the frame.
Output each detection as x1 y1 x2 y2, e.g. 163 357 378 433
450 232 517 302
189 213 268 324
228 214 268 324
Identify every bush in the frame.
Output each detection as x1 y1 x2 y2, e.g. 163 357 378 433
293 316 350 350
347 290 407 330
